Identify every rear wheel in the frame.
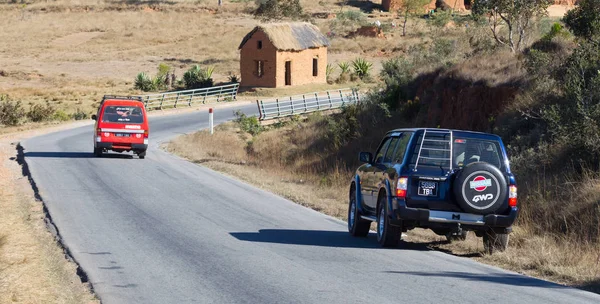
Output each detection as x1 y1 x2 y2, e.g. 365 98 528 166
93 147 102 157
348 186 370 237
483 231 509 254
138 151 146 159
376 194 401 247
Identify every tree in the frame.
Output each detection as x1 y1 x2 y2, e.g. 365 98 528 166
398 0 430 36
563 0 600 42
254 0 304 21
473 0 552 53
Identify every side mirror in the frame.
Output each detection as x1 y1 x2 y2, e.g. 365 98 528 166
91 114 97 121
359 152 373 164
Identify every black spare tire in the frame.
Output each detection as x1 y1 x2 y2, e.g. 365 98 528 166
453 162 508 215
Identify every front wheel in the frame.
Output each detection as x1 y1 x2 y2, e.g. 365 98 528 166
348 186 370 237
376 195 401 247
483 231 509 254
93 147 102 157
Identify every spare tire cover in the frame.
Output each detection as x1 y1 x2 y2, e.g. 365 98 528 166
453 162 508 215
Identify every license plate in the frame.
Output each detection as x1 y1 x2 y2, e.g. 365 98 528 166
114 133 131 137
418 181 438 196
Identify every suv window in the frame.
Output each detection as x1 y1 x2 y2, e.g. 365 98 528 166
102 106 144 124
374 137 392 164
454 138 502 168
392 132 412 163
383 137 399 163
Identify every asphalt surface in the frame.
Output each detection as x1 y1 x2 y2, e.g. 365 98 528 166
22 103 600 304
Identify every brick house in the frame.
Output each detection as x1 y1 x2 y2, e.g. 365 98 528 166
238 23 330 88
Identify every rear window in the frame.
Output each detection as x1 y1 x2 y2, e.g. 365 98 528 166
101 106 144 124
410 132 504 169
453 138 503 169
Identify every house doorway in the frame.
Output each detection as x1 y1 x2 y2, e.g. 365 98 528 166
285 61 291 86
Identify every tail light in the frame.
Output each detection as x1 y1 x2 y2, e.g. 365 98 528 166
509 185 517 207
144 130 149 138
396 177 408 198
96 128 101 136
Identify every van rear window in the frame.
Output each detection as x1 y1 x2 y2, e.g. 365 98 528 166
101 106 144 124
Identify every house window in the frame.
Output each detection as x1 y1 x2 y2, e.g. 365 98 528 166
256 60 264 78
257 40 262 49
312 58 318 77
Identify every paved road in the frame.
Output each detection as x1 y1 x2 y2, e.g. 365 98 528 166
22 103 600 304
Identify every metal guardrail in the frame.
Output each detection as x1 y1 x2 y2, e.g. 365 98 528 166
257 88 360 120
140 83 239 110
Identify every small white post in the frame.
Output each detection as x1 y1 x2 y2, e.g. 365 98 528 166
209 108 214 135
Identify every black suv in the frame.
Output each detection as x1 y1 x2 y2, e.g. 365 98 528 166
348 128 518 254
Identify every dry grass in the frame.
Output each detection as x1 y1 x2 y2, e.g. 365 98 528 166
0 140 97 303
166 121 351 218
168 117 600 294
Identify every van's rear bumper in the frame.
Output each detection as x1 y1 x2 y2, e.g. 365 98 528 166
391 198 518 228
96 142 147 151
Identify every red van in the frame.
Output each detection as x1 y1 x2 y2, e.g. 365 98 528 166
92 95 149 159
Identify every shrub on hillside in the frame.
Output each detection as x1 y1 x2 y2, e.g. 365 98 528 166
134 72 156 92
234 110 262 136
53 110 70 121
71 108 89 120
27 102 55 122
0 95 25 126
134 63 174 92
563 0 600 41
254 0 305 21
183 65 214 90
351 58 372 80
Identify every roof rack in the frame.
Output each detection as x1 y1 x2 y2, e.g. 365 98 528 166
414 129 453 172
101 95 143 103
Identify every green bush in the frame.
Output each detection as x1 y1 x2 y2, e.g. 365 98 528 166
0 95 25 126
326 63 335 84
351 58 373 79
228 73 240 83
254 0 305 21
183 65 214 90
234 110 262 136
53 110 70 121
563 0 600 41
134 72 155 92
71 108 89 120
428 10 453 28
27 102 55 122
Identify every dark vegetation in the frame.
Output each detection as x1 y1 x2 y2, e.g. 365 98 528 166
0 95 89 127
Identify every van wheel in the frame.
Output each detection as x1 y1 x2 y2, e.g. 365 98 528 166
138 151 146 159
94 148 102 157
376 195 401 247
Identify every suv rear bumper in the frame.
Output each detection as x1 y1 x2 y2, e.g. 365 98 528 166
391 198 517 228
96 142 147 151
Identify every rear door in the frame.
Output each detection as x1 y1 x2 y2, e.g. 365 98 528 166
406 131 458 211
98 103 146 145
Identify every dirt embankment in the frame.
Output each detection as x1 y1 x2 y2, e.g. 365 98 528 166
406 52 526 132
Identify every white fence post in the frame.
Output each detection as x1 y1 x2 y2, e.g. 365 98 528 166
209 108 214 135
